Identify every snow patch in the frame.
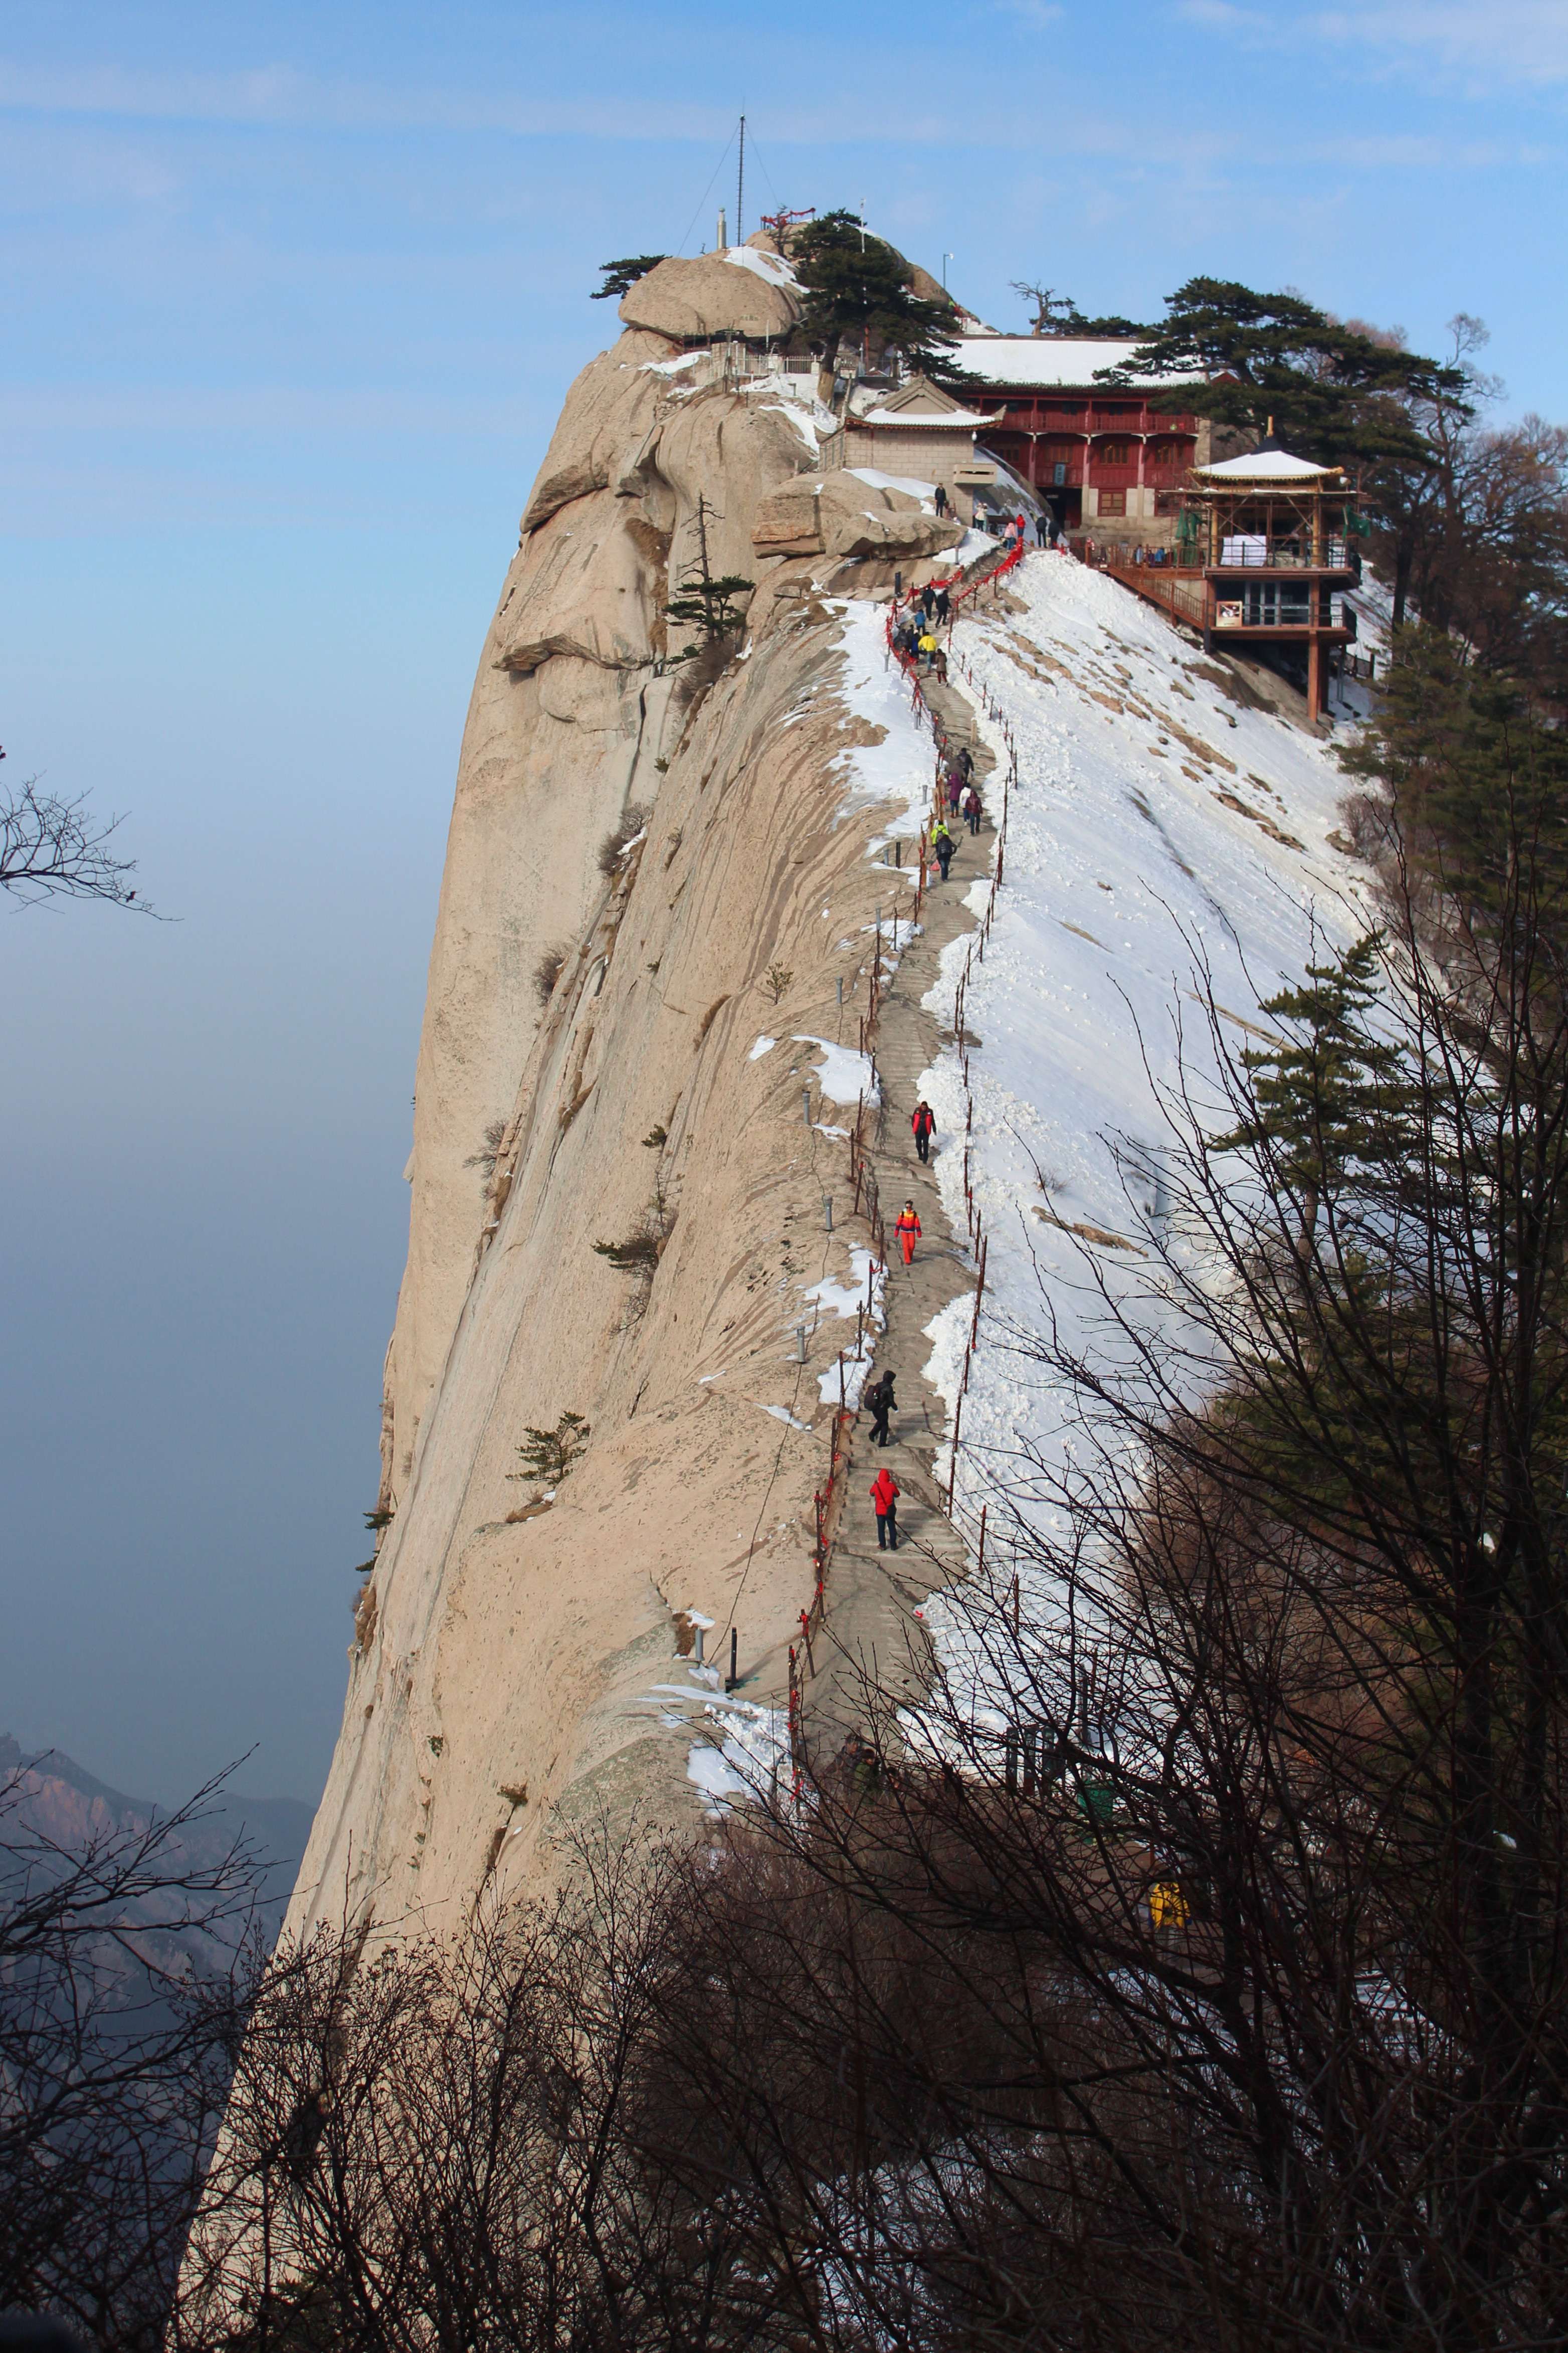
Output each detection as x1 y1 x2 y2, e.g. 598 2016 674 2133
758 1403 811 1432
723 245 799 286
760 400 830 455
805 1248 888 1407
832 605 938 855
846 465 937 507
749 1035 777 1061
794 1035 879 1107
686 1698 792 1812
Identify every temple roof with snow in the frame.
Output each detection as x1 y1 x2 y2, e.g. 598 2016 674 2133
1192 449 1344 482
954 334 1201 391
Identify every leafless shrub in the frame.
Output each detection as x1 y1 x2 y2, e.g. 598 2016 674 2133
0 1766 265 2349
182 1838 787 2353
761 960 794 1005
597 803 651 879
533 943 569 1005
464 1119 506 1179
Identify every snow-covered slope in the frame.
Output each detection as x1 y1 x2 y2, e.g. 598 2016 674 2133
915 553 1374 1679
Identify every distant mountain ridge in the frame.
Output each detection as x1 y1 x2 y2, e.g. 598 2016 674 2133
0 1733 315 1951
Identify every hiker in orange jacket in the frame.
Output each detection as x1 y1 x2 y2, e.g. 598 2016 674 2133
869 1465 900 1551
895 1200 921 1267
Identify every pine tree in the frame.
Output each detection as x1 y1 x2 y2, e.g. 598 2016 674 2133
1220 932 1411 1255
592 255 669 301
1339 627 1568 932
662 495 752 663
793 210 962 379
509 1412 590 1486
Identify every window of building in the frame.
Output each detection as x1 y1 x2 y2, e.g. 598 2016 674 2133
1242 581 1311 626
1148 440 1179 468
1098 488 1127 516
1099 441 1130 467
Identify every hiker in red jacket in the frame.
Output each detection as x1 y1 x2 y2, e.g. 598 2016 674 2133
912 1101 935 1164
870 1465 900 1551
895 1200 921 1266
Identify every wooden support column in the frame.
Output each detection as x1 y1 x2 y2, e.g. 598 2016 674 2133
1307 633 1322 723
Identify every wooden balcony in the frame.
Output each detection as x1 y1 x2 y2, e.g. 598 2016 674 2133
982 398 1198 437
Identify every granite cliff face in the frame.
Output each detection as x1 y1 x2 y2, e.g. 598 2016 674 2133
288 259 961 1941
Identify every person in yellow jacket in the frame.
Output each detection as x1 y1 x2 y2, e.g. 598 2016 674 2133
930 818 955 883
895 1199 922 1268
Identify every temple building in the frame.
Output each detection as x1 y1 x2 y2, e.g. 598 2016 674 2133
835 374 1002 519
954 336 1233 543
1184 445 1363 721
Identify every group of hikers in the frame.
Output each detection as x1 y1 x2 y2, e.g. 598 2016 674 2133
856 559 1014 1560
983 505 1054 552
858 1100 946 1551
892 581 951 685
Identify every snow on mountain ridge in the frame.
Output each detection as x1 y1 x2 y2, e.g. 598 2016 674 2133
913 554 1373 1712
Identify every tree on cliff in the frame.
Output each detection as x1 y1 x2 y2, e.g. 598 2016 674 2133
592 255 669 301
793 209 962 379
1 763 151 911
662 495 752 662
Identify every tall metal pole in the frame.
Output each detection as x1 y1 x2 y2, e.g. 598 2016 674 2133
737 115 745 246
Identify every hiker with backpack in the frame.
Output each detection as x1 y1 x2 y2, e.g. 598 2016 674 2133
931 819 955 882
895 1200 922 1267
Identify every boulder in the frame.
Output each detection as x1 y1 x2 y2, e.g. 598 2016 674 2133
751 471 962 562
619 255 799 344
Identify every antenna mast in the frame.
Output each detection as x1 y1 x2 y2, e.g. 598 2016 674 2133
736 114 745 246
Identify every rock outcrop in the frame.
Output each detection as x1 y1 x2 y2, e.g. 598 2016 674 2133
284 331 960 1945
752 471 963 562
519 329 676 533
617 253 800 344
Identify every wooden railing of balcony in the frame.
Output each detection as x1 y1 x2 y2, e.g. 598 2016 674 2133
983 400 1198 437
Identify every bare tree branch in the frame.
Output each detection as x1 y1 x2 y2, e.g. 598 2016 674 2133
0 768 154 912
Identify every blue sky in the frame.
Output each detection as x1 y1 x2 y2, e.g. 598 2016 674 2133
2 0 1562 1807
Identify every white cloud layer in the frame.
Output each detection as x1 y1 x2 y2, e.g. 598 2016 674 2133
1183 0 1568 89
